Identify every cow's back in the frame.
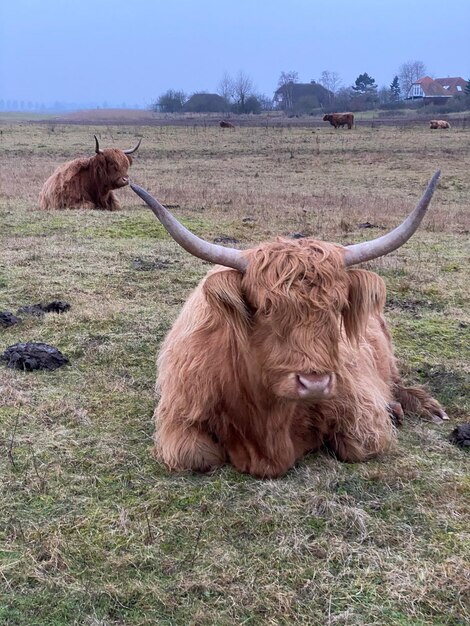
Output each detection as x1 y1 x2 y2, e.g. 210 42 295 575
39 157 92 209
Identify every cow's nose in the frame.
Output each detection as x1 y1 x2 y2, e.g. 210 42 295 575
122 177 129 184
296 373 334 399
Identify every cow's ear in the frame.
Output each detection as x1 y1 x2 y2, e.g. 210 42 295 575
342 269 386 342
203 269 250 324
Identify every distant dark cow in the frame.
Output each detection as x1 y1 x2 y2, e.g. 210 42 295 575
429 120 451 129
323 113 354 130
39 136 141 211
220 120 235 129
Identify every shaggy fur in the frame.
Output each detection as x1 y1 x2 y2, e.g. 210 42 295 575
429 120 451 129
39 149 134 210
323 113 354 129
154 237 446 478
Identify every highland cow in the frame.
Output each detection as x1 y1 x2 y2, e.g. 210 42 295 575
323 113 354 129
39 136 141 210
131 172 447 479
220 120 235 129
429 120 451 129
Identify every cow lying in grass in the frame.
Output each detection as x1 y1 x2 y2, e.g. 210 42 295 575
131 172 447 478
39 136 141 210
429 120 451 129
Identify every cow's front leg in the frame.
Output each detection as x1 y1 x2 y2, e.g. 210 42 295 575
226 424 298 479
154 418 226 473
327 406 395 463
227 439 296 478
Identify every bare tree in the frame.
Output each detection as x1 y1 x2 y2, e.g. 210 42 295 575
217 72 235 103
399 60 427 98
277 71 299 111
278 70 299 87
318 70 342 96
232 70 254 113
255 94 274 111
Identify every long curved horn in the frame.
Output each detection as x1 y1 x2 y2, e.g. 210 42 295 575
130 183 248 272
344 170 441 266
123 139 142 155
94 135 103 154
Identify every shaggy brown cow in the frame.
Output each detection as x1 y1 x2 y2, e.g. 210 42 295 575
39 136 141 211
323 113 354 129
131 172 447 479
429 120 451 129
220 120 235 129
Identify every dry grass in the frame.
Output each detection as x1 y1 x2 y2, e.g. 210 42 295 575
0 121 469 626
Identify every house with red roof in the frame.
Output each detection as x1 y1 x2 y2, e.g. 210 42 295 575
407 76 467 102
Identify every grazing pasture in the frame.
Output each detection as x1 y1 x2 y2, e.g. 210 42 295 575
0 119 469 625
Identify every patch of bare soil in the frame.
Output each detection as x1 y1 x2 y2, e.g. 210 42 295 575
213 235 240 244
131 257 174 271
385 296 444 316
415 365 468 392
412 365 470 417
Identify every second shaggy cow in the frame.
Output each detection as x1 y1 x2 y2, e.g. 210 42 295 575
39 136 141 210
429 120 451 129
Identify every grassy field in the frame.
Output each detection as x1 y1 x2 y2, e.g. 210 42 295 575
0 120 469 626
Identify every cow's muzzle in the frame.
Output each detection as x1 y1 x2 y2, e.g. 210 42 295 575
114 176 129 188
295 372 335 400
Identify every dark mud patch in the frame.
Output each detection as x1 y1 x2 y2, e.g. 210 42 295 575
415 366 468 390
386 296 444 316
1 342 70 371
0 312 22 328
357 221 385 229
132 257 174 271
412 365 470 412
289 232 308 239
17 301 71 316
213 235 240 244
449 423 470 448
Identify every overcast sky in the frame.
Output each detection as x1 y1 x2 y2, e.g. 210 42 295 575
1 0 469 107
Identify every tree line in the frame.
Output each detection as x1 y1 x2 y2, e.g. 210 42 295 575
153 61 470 115
152 70 271 114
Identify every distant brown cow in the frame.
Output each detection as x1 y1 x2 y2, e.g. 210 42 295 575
39 136 142 211
323 113 354 129
429 120 451 129
220 120 235 129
